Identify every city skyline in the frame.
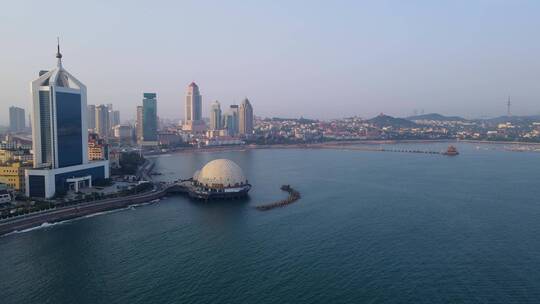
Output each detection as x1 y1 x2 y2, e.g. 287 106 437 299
1 1 540 124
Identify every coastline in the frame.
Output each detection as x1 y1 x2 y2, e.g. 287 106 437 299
4 138 539 236
0 188 167 237
149 139 540 156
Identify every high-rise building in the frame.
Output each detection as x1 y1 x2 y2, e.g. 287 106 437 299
111 110 120 128
239 98 254 135
26 42 109 198
210 101 222 130
87 104 96 130
225 105 239 136
9 106 26 132
95 104 110 139
142 93 157 142
136 106 143 142
183 82 205 132
185 82 202 122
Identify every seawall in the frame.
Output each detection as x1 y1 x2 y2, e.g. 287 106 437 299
0 189 167 236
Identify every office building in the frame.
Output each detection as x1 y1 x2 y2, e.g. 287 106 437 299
239 98 253 135
9 107 26 132
142 93 158 142
111 110 120 128
95 104 110 139
225 105 239 136
183 82 205 132
210 101 222 130
87 104 96 130
136 106 143 142
25 43 109 198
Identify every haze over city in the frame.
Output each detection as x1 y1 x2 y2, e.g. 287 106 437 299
1 0 539 123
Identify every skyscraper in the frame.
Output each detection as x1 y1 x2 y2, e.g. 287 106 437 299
87 104 96 130
185 82 202 122
225 105 239 136
210 101 222 130
136 105 143 142
184 82 205 132
9 106 25 132
26 42 109 198
95 104 110 139
239 98 253 135
142 93 157 142
111 110 120 127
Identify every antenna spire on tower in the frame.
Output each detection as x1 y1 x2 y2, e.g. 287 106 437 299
56 37 62 59
56 37 63 68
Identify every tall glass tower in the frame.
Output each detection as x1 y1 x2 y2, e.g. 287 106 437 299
30 43 87 169
239 98 254 135
142 93 157 142
183 82 206 133
9 106 26 132
209 101 222 130
26 42 109 198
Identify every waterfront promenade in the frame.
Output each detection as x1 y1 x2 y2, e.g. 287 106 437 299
0 186 168 236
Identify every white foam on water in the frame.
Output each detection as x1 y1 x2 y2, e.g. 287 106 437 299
2 200 160 237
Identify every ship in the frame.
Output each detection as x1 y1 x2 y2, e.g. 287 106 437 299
443 145 459 156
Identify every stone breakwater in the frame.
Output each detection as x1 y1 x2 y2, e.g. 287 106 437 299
256 185 301 211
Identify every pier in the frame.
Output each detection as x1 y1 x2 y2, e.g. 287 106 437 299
320 144 459 156
256 185 301 211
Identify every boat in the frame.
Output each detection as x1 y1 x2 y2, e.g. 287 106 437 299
443 145 459 156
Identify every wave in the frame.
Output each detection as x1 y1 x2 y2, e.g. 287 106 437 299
3 222 60 237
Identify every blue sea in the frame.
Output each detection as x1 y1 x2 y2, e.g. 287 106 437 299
2 142 540 304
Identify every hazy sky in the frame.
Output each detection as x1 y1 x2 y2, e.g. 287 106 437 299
1 0 539 124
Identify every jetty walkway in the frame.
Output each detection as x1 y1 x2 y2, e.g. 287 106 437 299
319 145 445 155
256 185 301 211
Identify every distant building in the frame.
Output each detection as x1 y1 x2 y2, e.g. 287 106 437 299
142 93 158 142
183 82 205 133
26 43 109 198
113 125 132 143
110 110 120 128
239 98 253 136
0 147 32 164
158 132 183 146
95 104 110 139
9 106 25 132
136 105 143 142
0 162 28 192
88 133 108 161
210 100 222 130
87 104 96 130
225 105 239 136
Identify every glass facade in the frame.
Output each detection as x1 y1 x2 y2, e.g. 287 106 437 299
39 90 52 164
54 166 105 193
142 93 157 141
56 92 83 168
28 175 45 198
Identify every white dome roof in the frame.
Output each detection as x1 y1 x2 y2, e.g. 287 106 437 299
195 159 247 188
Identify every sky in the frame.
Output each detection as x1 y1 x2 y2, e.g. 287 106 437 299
1 0 539 124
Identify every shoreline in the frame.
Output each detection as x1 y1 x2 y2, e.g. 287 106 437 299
149 139 540 156
0 188 167 237
3 138 538 236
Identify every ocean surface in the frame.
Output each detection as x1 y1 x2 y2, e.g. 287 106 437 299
2 142 540 304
